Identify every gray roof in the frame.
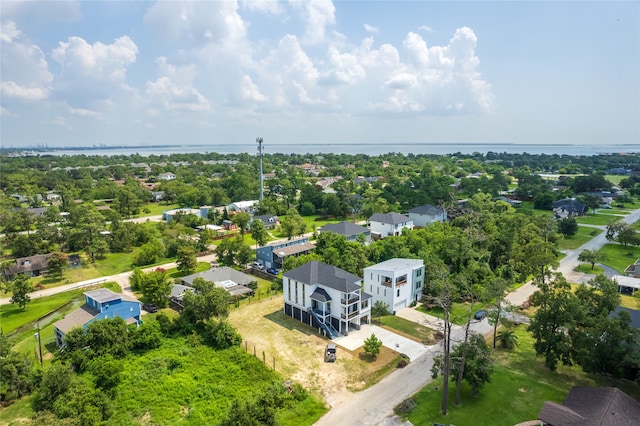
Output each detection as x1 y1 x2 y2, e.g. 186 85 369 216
85 288 121 303
170 284 195 299
54 304 99 334
407 204 444 215
253 214 279 225
368 212 411 225
181 266 254 287
613 306 640 329
310 287 332 302
539 387 640 426
319 221 369 237
4 253 51 276
552 198 588 213
273 241 316 257
361 292 373 301
284 261 361 293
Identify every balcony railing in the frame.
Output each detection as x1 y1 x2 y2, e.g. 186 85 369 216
341 311 360 320
381 280 393 288
313 309 331 317
341 295 360 305
395 279 407 287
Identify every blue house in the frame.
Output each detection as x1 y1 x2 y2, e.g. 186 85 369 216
255 237 315 269
54 288 141 347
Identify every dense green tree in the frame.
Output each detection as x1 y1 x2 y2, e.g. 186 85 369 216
280 208 306 240
85 317 131 358
182 279 230 323
557 217 578 237
577 248 606 270
47 252 68 278
33 362 74 412
249 218 269 248
7 274 34 310
363 333 382 359
231 212 251 237
451 332 493 396
139 268 171 308
528 272 578 371
0 333 34 402
176 245 197 275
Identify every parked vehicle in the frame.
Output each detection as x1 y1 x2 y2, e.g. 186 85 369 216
474 310 486 320
325 343 337 362
252 261 265 270
143 303 158 313
267 267 278 275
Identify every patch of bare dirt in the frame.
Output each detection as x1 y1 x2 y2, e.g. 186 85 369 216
228 295 394 407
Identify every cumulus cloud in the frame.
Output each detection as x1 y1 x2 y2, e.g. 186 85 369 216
242 0 284 15
144 1 246 48
145 57 212 113
0 21 53 102
43 35 138 115
291 0 336 45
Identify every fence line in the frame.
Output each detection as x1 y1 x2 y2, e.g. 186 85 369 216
242 339 281 373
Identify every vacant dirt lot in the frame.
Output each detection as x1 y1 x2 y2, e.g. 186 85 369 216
227 295 401 407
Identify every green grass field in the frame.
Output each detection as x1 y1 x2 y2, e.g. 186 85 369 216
418 301 493 326
575 214 624 226
405 326 640 425
556 226 602 250
376 315 438 345
598 244 640 274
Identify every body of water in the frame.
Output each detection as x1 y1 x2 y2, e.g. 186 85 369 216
8 142 639 157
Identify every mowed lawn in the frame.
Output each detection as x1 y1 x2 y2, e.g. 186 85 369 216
405 326 640 425
556 226 602 250
599 244 640 274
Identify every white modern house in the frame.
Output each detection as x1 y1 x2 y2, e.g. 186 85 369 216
407 204 447 227
364 258 425 314
283 261 372 338
368 212 414 239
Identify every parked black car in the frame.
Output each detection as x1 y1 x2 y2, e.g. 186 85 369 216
143 303 158 313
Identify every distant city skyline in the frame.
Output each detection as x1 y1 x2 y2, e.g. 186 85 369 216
1 1 638 148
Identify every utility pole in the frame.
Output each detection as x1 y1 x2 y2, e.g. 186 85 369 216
35 323 42 365
256 137 264 201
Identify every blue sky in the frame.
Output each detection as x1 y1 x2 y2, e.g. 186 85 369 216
1 1 638 148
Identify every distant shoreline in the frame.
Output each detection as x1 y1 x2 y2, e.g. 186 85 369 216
2 143 638 157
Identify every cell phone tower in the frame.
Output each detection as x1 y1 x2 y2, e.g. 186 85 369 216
257 137 264 201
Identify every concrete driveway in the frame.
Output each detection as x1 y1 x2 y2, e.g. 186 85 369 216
333 324 428 361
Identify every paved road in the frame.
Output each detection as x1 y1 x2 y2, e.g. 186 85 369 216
315 208 640 426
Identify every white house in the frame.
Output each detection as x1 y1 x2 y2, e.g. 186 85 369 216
364 258 424 314
368 212 413 239
283 261 372 338
227 200 259 213
407 204 447 227
157 172 176 181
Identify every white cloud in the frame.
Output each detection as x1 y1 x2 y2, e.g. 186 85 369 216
364 23 379 33
240 75 268 102
290 0 336 45
70 108 101 117
145 57 212 113
418 25 433 34
52 36 138 82
242 0 284 15
1 81 49 101
144 1 246 48
0 21 53 102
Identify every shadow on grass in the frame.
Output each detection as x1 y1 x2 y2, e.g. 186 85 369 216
263 309 315 336
358 352 377 363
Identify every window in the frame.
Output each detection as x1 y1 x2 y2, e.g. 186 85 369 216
288 280 291 302
397 289 400 297
384 289 386 297
415 280 422 289
416 268 423 277
295 282 298 304
377 287 379 295
302 285 305 306
370 285 372 292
